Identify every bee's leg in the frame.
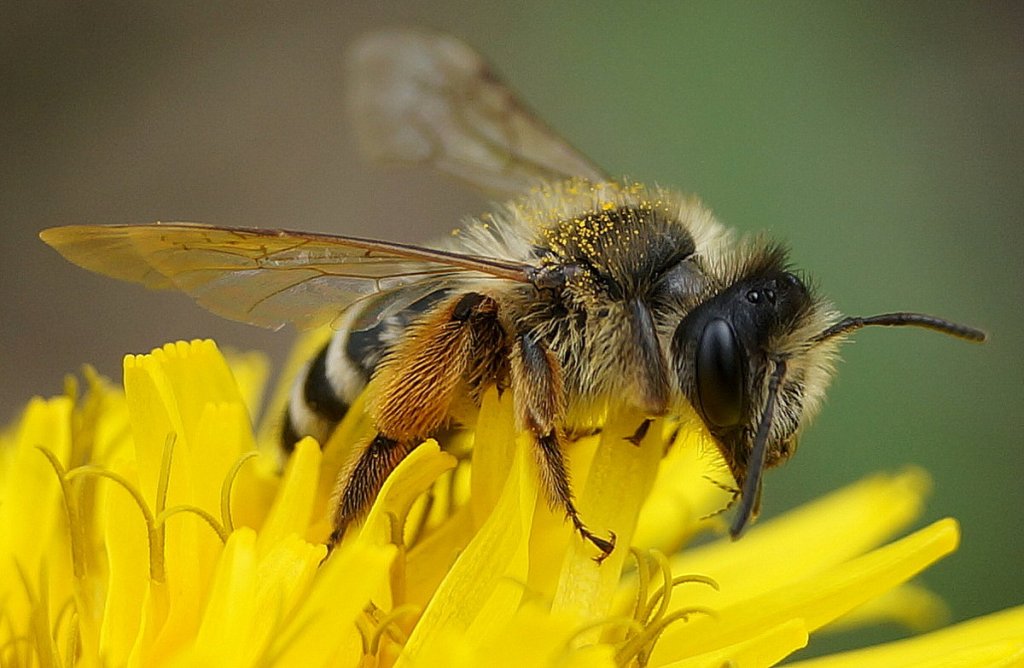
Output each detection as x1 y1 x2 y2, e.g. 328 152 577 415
564 426 602 442
512 332 616 563
625 419 652 446
330 292 502 544
329 433 411 544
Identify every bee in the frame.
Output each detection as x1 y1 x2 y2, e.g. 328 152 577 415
40 29 985 562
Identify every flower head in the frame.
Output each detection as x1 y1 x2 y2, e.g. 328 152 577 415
1 339 1020 666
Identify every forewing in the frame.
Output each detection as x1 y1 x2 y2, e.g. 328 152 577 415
348 29 607 199
40 223 527 331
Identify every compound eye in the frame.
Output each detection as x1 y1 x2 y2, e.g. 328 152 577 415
695 318 745 428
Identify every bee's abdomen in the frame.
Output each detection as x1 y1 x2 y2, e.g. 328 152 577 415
280 334 369 453
280 288 450 453
304 344 353 422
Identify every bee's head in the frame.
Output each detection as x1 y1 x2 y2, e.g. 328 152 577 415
669 244 985 539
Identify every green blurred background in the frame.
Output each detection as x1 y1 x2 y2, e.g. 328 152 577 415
2 1 1020 658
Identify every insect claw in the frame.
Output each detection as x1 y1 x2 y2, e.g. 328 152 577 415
589 530 617 564
625 419 652 446
327 526 345 551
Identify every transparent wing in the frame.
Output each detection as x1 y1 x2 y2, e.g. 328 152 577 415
347 278 454 332
40 223 529 331
348 28 607 199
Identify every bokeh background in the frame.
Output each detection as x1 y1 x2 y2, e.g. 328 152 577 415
3 1 1021 658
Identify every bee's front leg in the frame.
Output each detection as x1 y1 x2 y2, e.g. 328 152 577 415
511 331 616 563
329 292 501 545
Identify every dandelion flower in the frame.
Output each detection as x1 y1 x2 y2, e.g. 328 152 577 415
1 339 1020 666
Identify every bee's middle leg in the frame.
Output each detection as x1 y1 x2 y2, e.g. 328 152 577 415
330 292 501 544
513 332 616 563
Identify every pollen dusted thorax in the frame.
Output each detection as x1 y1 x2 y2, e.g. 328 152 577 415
282 181 718 448
513 201 700 418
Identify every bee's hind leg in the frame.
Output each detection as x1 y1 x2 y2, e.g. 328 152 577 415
329 292 502 546
512 331 616 564
329 433 413 545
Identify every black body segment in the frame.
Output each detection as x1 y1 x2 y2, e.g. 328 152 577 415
304 344 351 422
280 414 305 454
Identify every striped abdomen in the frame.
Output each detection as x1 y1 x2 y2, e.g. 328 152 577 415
281 290 448 452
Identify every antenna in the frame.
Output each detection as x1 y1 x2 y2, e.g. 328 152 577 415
813 312 986 344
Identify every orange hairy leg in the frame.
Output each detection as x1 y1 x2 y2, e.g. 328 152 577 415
330 292 502 543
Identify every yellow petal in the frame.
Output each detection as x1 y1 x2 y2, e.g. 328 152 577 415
469 387 517 524
657 618 808 668
422 601 618 668
186 528 259 666
72 364 133 465
222 348 270 422
787 604 1024 668
650 518 960 662
553 409 664 624
398 428 539 666
617 468 932 616
632 421 733 553
96 457 151 665
0 396 74 668
226 451 281 534
250 533 325 633
122 340 251 510
188 402 258 519
358 440 458 550
822 583 950 634
254 327 331 450
308 391 375 542
257 437 321 554
120 341 259 660
163 401 257 624
402 389 512 608
127 579 171 667
404 506 475 607
0 397 72 586
5 333 1021 668
181 530 325 667
269 541 398 666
